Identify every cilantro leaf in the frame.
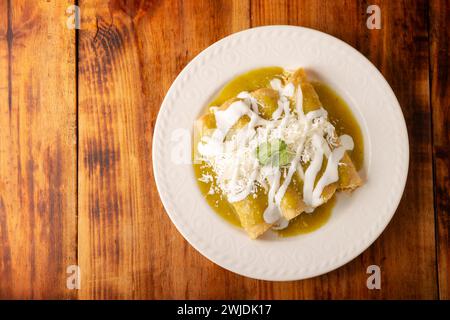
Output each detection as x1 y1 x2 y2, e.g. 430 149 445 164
256 139 291 167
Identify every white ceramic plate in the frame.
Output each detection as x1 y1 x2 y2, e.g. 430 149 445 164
153 26 409 281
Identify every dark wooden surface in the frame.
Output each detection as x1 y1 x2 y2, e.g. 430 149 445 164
430 0 450 300
0 0 448 299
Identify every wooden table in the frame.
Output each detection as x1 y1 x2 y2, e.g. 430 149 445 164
0 0 448 299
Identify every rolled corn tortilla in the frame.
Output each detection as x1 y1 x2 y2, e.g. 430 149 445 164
194 99 272 239
288 68 362 192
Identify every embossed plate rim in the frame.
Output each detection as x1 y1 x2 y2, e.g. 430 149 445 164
152 26 409 281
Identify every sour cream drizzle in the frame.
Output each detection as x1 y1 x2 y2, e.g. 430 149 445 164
274 140 305 207
197 77 354 230
213 101 249 141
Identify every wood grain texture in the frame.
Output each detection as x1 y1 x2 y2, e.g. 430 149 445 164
429 0 450 300
0 0 77 299
0 0 443 299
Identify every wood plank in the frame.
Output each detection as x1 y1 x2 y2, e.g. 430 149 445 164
250 0 436 299
0 0 77 299
77 0 250 299
429 0 450 300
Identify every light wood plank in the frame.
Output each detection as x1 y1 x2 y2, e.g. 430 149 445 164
0 0 77 299
77 0 249 299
